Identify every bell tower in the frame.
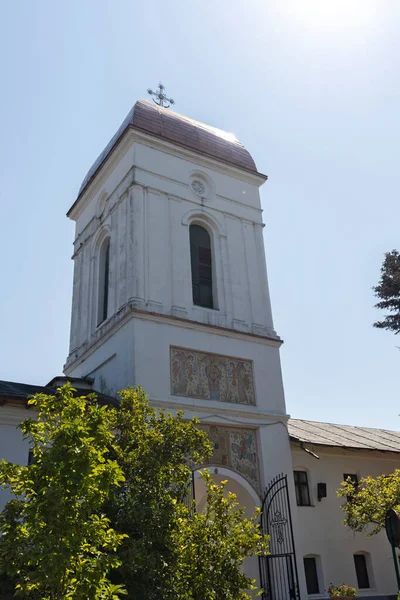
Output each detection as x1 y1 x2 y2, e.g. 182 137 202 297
65 98 279 395
64 97 305 593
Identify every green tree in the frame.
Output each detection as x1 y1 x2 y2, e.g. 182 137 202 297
106 387 268 599
0 385 268 599
171 471 268 600
338 471 400 536
373 250 400 335
0 384 127 600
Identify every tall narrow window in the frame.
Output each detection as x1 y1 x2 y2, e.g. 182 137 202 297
98 238 110 325
304 557 320 594
354 553 370 589
294 470 311 506
190 224 213 308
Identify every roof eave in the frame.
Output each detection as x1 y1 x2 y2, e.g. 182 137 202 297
290 436 400 456
67 124 268 219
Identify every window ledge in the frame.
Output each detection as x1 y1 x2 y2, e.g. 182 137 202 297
193 305 219 312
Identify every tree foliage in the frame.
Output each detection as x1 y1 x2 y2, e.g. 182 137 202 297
0 385 268 599
170 471 268 599
106 387 212 598
373 250 400 335
0 384 127 600
338 471 400 536
106 387 268 599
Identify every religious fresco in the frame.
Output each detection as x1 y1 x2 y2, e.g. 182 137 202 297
198 424 260 492
170 346 255 406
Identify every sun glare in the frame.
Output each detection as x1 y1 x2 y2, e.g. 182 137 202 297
281 0 378 36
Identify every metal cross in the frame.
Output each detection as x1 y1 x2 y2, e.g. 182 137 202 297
147 82 175 108
270 510 288 544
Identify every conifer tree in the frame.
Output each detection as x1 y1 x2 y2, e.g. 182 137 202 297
373 250 400 335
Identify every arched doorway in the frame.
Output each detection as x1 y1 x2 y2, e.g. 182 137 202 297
192 466 262 587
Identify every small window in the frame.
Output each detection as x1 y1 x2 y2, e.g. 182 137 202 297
304 557 319 594
294 470 311 506
344 473 358 502
189 224 213 309
98 238 110 325
354 553 370 588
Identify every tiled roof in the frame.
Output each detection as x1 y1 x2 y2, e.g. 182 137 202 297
74 99 260 204
288 418 400 453
0 379 118 407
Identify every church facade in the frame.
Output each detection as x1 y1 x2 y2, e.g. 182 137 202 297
0 98 399 599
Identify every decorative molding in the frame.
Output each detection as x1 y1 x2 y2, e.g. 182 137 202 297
64 303 282 373
181 207 226 237
67 132 136 220
150 395 289 422
134 164 263 215
191 180 206 196
233 319 250 332
171 305 188 318
68 128 267 221
188 170 215 201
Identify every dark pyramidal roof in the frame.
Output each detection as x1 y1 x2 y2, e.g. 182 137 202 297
77 99 259 201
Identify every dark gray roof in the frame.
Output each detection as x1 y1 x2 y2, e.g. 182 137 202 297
0 379 118 407
288 418 400 453
72 99 260 210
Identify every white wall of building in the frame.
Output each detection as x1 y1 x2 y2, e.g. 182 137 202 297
0 405 31 512
63 115 306 595
65 130 276 369
292 444 400 597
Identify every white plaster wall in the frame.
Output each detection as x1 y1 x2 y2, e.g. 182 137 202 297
0 406 31 512
131 315 286 416
292 446 400 597
66 320 135 397
66 131 276 365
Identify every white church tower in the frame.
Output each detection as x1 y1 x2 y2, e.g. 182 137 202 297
64 92 305 595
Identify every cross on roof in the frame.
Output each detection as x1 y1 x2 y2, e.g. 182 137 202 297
147 82 175 108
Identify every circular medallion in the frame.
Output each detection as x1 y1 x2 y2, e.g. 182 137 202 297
191 180 206 196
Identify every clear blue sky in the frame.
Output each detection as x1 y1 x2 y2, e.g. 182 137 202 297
1 0 399 429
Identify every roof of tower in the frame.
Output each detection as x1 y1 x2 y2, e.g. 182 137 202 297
74 99 262 206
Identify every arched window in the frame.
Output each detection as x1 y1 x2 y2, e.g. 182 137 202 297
354 552 373 589
97 237 110 325
303 555 323 595
189 224 213 309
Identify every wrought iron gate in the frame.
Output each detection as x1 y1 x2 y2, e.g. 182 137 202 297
182 470 196 511
258 474 300 600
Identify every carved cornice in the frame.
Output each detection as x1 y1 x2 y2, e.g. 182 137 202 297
68 129 267 221
64 302 282 373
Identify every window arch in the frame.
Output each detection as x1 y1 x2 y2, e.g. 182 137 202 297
189 224 213 309
97 237 110 325
303 555 323 595
354 552 374 589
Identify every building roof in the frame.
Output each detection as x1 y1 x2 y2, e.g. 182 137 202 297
0 379 118 407
75 99 261 205
288 418 400 453
2 379 398 454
